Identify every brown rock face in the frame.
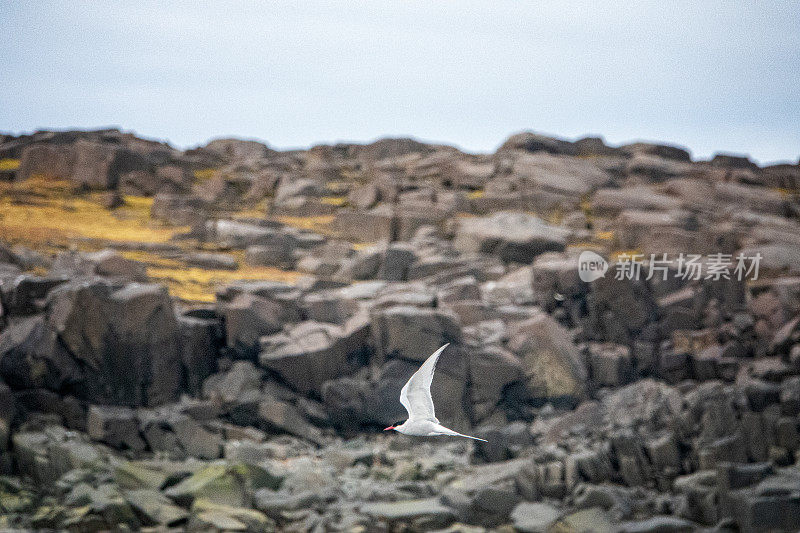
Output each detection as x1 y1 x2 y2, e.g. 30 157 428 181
12 130 194 193
16 144 76 180
50 281 182 407
17 139 154 190
71 140 125 188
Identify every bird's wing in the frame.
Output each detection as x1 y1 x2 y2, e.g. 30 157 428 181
399 343 449 423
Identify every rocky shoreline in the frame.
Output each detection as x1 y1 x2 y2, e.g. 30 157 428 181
0 128 799 531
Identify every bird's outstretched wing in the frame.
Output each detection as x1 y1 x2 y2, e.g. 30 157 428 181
399 343 449 422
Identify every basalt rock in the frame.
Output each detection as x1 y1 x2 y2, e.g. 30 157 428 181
259 317 371 396
507 311 588 403
59 282 181 406
453 212 569 263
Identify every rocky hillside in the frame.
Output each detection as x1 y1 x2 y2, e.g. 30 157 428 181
0 128 799 531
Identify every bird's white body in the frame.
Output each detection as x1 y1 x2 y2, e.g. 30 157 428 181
385 344 487 442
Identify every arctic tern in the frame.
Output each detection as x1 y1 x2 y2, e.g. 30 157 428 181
384 344 488 442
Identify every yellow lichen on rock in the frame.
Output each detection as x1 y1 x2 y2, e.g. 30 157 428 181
320 196 348 206
0 178 308 303
0 158 21 171
275 214 335 234
147 263 302 303
193 168 218 181
0 178 185 249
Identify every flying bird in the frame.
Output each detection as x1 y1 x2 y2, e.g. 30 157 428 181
384 344 488 442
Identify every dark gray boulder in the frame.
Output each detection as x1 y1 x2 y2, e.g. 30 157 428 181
591 186 682 217
178 313 223 396
150 192 208 226
48 281 182 407
335 205 397 242
585 274 656 344
86 405 146 452
11 388 86 430
589 343 634 387
0 274 69 316
335 245 384 281
259 316 370 396
620 141 692 161
377 242 417 281
257 397 324 444
0 380 13 452
507 311 588 403
245 244 295 268
371 305 462 363
185 252 238 271
50 249 148 281
723 471 800 533
602 379 682 429
0 314 82 392
512 152 612 197
469 346 525 420
138 408 222 459
202 360 263 404
274 177 323 205
443 458 530 526
498 131 577 155
347 182 381 210
219 293 284 357
321 375 370 431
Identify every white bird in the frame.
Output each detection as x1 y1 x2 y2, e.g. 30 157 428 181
384 344 487 442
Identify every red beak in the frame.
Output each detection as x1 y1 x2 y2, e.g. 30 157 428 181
383 426 394 431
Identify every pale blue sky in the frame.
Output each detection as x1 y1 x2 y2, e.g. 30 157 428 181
1 1 798 164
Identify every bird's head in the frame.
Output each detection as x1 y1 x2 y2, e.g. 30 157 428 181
383 421 403 432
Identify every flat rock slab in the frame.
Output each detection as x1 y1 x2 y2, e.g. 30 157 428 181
453 212 570 263
549 506 613 533
124 488 187 526
511 502 561 532
617 515 697 533
447 457 530 494
360 497 455 522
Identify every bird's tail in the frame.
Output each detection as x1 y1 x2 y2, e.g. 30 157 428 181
453 432 488 443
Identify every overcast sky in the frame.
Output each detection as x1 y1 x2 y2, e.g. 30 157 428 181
2 1 798 164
